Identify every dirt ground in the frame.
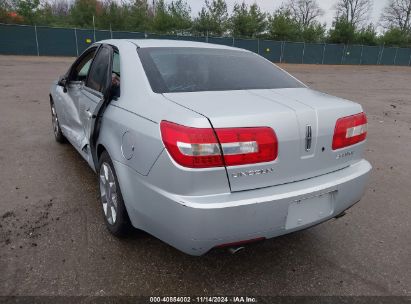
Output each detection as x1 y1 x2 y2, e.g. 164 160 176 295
0 55 410 296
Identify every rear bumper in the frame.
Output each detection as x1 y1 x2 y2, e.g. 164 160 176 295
115 159 372 256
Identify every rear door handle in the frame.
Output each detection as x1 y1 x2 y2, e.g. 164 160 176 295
305 125 312 151
85 109 93 119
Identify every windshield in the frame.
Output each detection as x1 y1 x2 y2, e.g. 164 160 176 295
138 47 304 93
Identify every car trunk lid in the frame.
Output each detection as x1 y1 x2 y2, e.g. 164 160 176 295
163 88 365 192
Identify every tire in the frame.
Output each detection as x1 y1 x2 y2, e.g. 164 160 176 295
98 150 132 236
50 100 66 143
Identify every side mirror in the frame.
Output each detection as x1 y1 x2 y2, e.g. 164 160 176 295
58 76 68 93
106 72 120 101
109 83 120 101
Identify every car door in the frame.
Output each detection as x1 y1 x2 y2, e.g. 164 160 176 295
60 47 98 150
78 45 116 166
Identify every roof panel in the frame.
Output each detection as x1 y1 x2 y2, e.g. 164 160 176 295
99 39 245 52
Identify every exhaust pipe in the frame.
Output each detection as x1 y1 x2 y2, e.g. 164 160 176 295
217 237 265 253
228 246 245 254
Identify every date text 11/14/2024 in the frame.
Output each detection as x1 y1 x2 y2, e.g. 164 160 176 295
149 296 257 303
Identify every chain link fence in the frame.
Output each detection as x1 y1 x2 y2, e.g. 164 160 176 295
1 23 411 66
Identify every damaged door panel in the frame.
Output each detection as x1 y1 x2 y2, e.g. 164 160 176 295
53 44 116 169
57 47 98 155
77 87 101 164
85 45 115 170
64 81 89 151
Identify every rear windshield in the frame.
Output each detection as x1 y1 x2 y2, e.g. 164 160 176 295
138 47 304 93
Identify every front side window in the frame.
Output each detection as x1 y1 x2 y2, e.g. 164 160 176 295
86 47 111 93
70 48 96 82
138 47 304 93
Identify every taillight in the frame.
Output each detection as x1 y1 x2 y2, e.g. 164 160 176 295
160 121 223 168
160 121 278 168
332 112 367 150
215 127 278 166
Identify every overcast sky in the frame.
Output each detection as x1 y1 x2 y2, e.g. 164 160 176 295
180 0 389 29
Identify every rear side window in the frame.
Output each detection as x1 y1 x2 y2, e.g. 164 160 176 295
86 47 111 93
110 51 121 98
138 47 304 93
112 51 120 76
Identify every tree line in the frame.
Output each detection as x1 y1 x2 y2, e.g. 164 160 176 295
1 0 411 47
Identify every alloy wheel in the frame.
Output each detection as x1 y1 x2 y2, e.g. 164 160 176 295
51 103 59 137
99 162 118 225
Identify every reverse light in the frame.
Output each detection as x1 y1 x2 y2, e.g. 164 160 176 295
332 112 367 150
160 121 278 168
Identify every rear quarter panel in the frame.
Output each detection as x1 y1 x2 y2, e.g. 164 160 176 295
97 41 231 197
97 105 163 176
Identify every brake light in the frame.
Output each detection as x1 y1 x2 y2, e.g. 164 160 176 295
215 127 277 166
160 121 278 168
332 112 367 150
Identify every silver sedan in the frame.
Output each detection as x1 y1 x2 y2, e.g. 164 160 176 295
49 39 371 255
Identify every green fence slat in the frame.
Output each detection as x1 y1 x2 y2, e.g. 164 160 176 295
1 24 411 66
174 35 206 42
112 31 145 39
283 42 304 63
208 37 233 46
323 44 345 65
147 33 175 39
0 24 37 55
260 40 282 62
168 35 182 40
394 48 411 65
95 30 111 41
380 47 397 65
145 33 186 41
176 36 206 42
303 43 324 64
37 26 77 56
234 38 258 53
343 45 362 65
361 46 380 65
75 29 95 54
